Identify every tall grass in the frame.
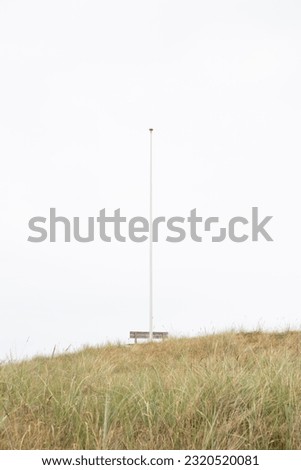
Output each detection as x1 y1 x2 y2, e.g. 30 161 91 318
1 331 301 449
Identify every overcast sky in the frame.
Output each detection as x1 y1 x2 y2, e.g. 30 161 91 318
1 0 301 360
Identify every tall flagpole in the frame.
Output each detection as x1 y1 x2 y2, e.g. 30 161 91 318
149 128 153 341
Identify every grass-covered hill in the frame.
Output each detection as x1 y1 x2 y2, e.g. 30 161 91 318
1 331 301 449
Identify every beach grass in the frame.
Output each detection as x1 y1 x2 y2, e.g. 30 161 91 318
1 331 301 449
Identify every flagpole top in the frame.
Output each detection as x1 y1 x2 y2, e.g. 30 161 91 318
149 128 153 132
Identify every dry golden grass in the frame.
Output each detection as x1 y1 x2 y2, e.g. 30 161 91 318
1 331 301 449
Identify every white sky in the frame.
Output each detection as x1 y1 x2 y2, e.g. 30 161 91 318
0 0 301 359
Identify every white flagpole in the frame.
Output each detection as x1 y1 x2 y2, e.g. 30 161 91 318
149 128 153 341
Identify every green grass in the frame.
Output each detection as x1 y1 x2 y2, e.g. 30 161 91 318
1 331 301 449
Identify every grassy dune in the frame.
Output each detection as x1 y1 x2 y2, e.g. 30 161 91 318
1 331 301 449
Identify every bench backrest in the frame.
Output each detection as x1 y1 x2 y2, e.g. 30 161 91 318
130 331 168 339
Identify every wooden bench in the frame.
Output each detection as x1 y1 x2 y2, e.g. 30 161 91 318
129 331 168 343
